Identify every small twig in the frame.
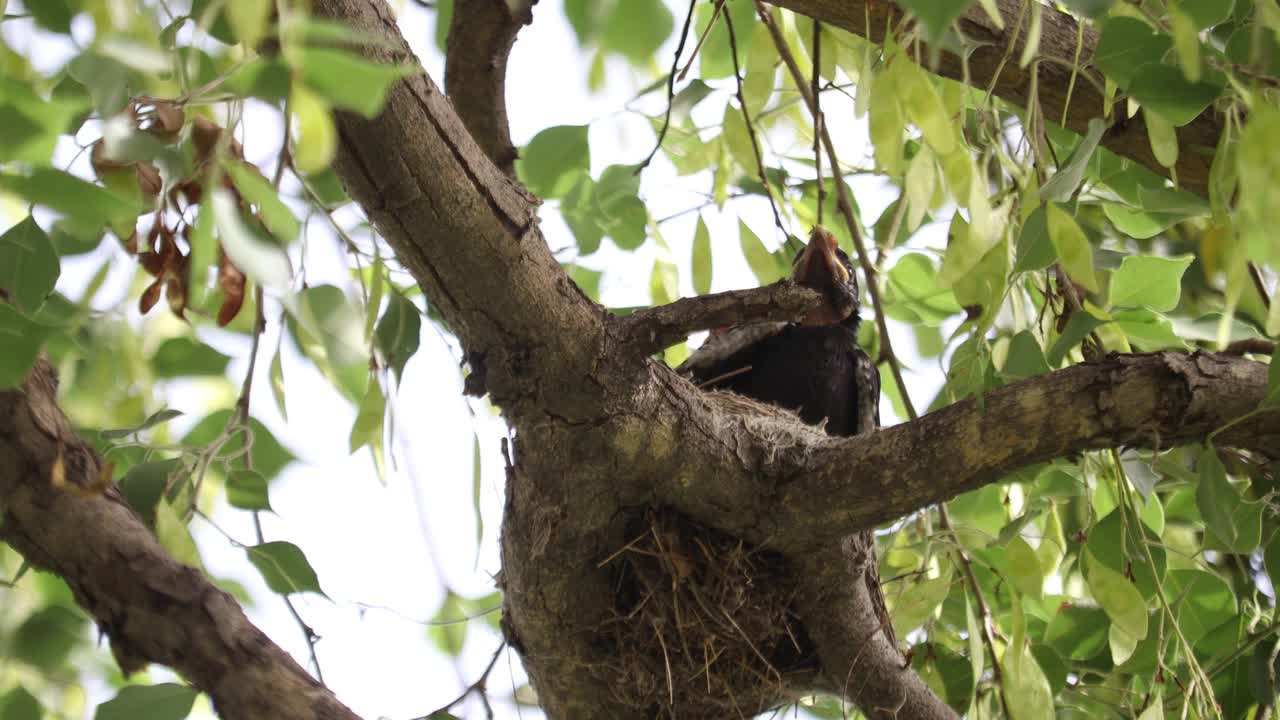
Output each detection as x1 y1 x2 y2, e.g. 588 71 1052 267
938 507 1013 719
697 365 753 388
1224 338 1276 356
812 18 825 225
723 7 788 239
418 641 508 720
1249 261 1272 309
639 0 698 171
232 286 328 685
616 282 822 358
678 0 726 81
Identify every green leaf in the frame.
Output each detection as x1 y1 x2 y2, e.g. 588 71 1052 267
1001 594 1055 720
155 498 205 570
0 686 42 720
94 684 198 720
721 101 756 174
1263 344 1280 408
1165 568 1237 647
1085 508 1166 599
1093 17 1172 89
594 164 647 250
1040 119 1105 202
1045 603 1109 660
696 0 756 80
1196 445 1263 553
890 568 953 638
889 56 956 156
1045 203 1098 292
182 411 296 482
270 344 288 421
938 207 999 288
349 379 386 454
738 220 782 285
0 305 52 389
1128 64 1224 126
869 68 905 176
226 0 271 47
212 189 294 291
117 459 181 527
1109 254 1193 311
298 48 415 118
1181 0 1234 30
742 23 777 115
895 0 976 43
246 541 325 596
1006 535 1043 598
102 408 185 440
291 284 368 401
428 591 469 656
12 606 84 670
1113 308 1189 350
0 216 59 313
225 161 301 245
912 641 975 713
226 469 272 511
290 86 336 173
225 58 292 103
692 215 712 296
152 337 231 378
1084 547 1148 662
0 168 141 228
517 125 590 199
1003 331 1050 378
375 293 421 385
472 435 483 552
602 0 672 62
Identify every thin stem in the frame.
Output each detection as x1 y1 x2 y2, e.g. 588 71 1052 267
639 0 698 171
812 18 824 225
723 7 788 240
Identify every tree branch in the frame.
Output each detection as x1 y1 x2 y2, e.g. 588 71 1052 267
444 0 534 177
0 361 361 720
767 0 1221 197
651 351 1277 553
615 281 823 359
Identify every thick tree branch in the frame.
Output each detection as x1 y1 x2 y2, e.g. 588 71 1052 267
616 281 822 358
0 362 360 720
794 542 958 720
444 0 534 177
651 351 1277 553
768 0 1221 197
312 0 607 421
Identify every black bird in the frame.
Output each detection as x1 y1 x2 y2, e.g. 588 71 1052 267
677 226 894 645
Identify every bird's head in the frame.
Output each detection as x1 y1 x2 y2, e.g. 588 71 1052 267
791 226 859 327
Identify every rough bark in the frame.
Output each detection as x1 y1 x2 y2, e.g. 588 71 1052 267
0 1 1261 719
770 0 1221 197
0 361 360 720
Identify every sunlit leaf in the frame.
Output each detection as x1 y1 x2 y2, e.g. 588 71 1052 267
94 684 198 720
517 125 590 199
226 469 272 512
246 541 325 596
0 216 59 313
297 48 416 118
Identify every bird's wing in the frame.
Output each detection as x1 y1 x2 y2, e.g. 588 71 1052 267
674 321 789 376
851 345 880 435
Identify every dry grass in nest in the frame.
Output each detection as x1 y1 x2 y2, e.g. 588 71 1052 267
594 507 819 718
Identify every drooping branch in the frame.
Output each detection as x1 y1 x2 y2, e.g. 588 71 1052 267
615 281 822 358
767 0 1221 197
650 351 1277 553
444 0 534 178
0 362 361 720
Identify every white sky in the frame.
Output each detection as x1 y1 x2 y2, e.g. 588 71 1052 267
3 1 950 717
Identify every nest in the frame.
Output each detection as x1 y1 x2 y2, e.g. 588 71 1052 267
594 507 819 718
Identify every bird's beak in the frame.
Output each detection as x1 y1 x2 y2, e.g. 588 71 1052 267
794 227 849 286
